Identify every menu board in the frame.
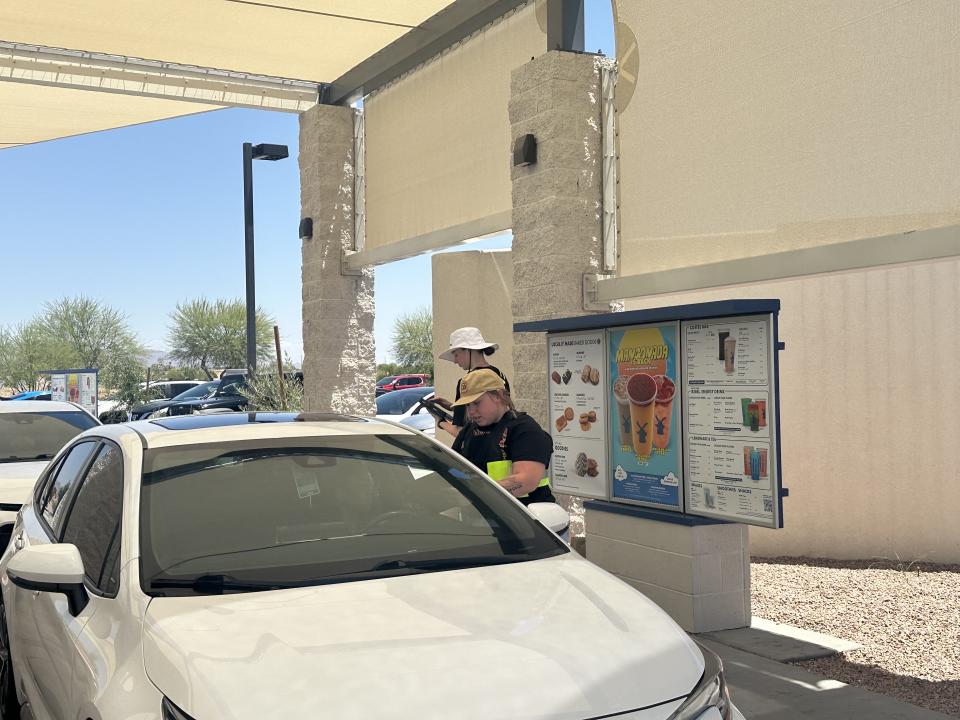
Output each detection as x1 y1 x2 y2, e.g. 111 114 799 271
607 323 682 509
681 316 779 527
547 332 608 499
50 370 98 416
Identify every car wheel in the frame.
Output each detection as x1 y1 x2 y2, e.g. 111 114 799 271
0 605 20 719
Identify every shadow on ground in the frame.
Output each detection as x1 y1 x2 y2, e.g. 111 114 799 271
795 655 960 718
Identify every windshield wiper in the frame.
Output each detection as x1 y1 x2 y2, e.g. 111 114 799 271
149 574 296 595
307 554 533 586
0 453 53 463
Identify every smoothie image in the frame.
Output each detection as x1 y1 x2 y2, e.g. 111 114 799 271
627 373 658 458
757 399 767 427
749 449 761 481
613 375 634 448
724 336 736 373
748 402 760 432
759 448 768 477
652 374 676 450
743 446 752 475
740 397 753 425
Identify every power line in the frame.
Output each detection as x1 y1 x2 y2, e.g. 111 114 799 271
221 0 423 30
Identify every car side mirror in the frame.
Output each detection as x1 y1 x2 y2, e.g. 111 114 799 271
526 502 571 536
7 544 89 616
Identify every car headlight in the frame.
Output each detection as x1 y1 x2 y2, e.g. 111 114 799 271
162 697 195 720
667 643 732 720
148 407 169 419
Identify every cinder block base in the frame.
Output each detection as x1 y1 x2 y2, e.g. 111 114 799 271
585 504 750 633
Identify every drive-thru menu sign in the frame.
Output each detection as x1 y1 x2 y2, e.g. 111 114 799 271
518 300 784 529
547 332 608 499
682 316 779 526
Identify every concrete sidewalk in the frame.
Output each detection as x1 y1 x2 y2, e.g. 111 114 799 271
701 637 955 719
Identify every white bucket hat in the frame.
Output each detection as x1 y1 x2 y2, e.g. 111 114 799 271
439 327 499 362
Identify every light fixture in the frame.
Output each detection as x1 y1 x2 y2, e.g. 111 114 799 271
513 133 537 167
299 217 313 240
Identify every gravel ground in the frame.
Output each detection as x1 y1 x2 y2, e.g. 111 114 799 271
751 557 960 717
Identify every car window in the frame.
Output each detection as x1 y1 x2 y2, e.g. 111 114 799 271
375 389 428 415
61 442 124 595
376 376 396 387
171 383 195 397
41 441 99 536
218 376 248 396
0 411 99 462
139 434 566 596
173 381 218 400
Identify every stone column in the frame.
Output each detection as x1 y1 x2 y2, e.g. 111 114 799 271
509 51 607 428
299 104 375 414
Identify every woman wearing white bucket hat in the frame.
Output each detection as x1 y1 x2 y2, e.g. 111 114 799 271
435 327 510 437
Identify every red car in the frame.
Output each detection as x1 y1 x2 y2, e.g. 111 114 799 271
376 374 431 396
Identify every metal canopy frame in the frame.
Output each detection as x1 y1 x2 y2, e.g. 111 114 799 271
324 0 528 105
325 0 585 105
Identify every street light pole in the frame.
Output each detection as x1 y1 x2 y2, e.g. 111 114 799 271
241 142 288 379
242 142 256 379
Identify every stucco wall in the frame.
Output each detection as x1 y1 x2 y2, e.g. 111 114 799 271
613 0 960 267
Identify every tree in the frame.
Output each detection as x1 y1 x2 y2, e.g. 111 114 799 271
39 296 144 390
0 320 73 392
167 298 275 379
391 307 433 376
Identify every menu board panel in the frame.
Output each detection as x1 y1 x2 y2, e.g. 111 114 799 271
547 332 608 499
682 316 779 527
607 323 682 509
50 370 98 416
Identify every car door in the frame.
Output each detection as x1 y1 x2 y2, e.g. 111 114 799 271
8 439 98 720
56 441 125 716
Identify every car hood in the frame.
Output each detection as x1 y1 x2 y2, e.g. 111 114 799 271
0 461 46 504
142 554 702 720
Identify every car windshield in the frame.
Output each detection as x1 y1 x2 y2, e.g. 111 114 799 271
139 433 566 595
376 376 396 387
217 376 248 396
174 381 219 400
0 411 99 462
375 388 432 415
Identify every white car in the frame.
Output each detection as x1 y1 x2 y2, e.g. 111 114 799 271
374 385 437 437
0 413 744 720
0 400 100 550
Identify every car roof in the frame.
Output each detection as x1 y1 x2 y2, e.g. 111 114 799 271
379 386 435 397
109 411 416 449
0 400 90 414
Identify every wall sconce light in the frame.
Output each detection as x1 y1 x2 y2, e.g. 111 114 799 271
512 133 537 167
299 217 313 240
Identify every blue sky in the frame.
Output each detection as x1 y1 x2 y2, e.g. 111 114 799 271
0 7 612 365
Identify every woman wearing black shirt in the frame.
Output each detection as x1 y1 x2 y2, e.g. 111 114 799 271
451 369 555 505
436 327 510 438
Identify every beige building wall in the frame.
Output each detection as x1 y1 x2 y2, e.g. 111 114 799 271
614 0 960 266
431 250 515 444
619 258 960 564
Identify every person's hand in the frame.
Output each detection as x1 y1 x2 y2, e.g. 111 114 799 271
433 397 453 410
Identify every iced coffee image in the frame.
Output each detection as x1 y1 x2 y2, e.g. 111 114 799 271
724 336 736 373
613 374 634 448
652 374 676 450
627 373 657 458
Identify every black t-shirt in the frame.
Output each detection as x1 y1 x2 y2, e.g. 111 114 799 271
452 364 511 428
453 411 555 505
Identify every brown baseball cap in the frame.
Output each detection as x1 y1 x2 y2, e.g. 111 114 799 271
451 369 506 406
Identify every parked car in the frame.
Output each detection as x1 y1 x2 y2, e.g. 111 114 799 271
375 385 437 437
375 373 431 396
6 391 51 401
163 373 249 416
0 412 742 720
126 380 221 421
0 400 99 551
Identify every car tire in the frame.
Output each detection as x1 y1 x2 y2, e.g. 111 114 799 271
0 605 20 719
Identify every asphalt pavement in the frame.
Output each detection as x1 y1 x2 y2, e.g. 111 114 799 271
699 626 954 720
